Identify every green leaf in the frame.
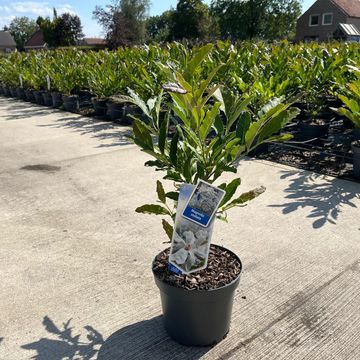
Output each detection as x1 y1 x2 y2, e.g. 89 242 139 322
236 112 251 144
135 204 170 215
156 180 166 203
165 192 179 201
220 178 241 207
133 118 153 151
223 186 266 211
199 102 221 141
170 131 179 167
158 113 169 154
162 219 174 241
144 160 167 168
164 170 183 182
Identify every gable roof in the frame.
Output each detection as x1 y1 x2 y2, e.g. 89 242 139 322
25 29 46 48
0 31 16 47
82 38 107 46
331 0 360 17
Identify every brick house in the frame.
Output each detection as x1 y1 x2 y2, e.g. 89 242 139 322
295 0 360 42
24 30 47 51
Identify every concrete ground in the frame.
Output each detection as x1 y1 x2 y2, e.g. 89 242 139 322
0 97 359 360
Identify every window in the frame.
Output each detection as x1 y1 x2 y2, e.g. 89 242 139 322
309 14 320 26
322 13 333 25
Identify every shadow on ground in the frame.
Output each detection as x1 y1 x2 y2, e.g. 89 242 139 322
37 115 132 148
21 316 103 360
0 100 56 120
269 170 360 229
98 316 211 360
21 316 211 360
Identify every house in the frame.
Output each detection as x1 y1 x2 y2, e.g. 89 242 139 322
24 30 47 51
295 0 360 42
77 37 107 49
0 31 16 52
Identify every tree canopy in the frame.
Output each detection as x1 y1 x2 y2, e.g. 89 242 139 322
8 17 37 50
37 10 83 47
93 0 150 47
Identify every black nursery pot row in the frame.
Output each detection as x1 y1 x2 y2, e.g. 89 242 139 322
0 85 137 124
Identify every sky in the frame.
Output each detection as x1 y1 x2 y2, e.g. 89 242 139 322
0 0 314 38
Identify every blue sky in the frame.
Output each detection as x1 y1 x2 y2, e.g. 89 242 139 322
0 1 314 37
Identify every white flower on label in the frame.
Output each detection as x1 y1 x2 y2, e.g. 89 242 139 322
170 230 209 272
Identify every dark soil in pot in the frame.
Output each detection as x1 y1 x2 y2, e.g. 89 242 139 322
62 95 79 113
153 244 242 346
51 92 62 108
91 97 108 116
42 91 53 106
352 140 360 179
25 89 36 102
106 102 125 121
16 87 26 100
33 90 45 105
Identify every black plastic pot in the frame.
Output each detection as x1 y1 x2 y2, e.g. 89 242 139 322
42 91 53 106
51 92 63 108
3 86 11 97
353 128 360 141
153 245 242 346
10 87 18 97
25 89 36 102
33 90 45 105
248 143 269 157
16 87 26 100
106 101 125 121
91 97 108 116
62 95 79 113
299 121 329 142
352 141 360 180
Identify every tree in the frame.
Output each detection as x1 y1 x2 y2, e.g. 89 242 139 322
8 17 37 50
93 0 150 47
37 10 83 47
146 10 174 42
171 0 215 41
54 13 84 46
211 0 301 40
266 0 301 40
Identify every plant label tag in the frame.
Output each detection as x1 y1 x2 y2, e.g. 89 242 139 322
46 75 51 91
182 180 225 228
168 263 182 275
168 184 217 274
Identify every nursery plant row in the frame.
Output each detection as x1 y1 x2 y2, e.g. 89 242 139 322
0 41 359 179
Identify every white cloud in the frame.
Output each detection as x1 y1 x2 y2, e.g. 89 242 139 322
0 2 75 22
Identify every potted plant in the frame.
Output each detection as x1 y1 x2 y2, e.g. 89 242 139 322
86 51 126 118
332 76 360 179
125 46 299 346
298 93 330 142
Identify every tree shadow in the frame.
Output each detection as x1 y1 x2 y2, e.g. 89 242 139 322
0 101 56 120
98 316 211 360
21 316 211 360
37 115 133 148
21 316 104 360
269 170 360 229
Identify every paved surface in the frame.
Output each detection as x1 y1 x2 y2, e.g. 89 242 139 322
0 97 359 360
